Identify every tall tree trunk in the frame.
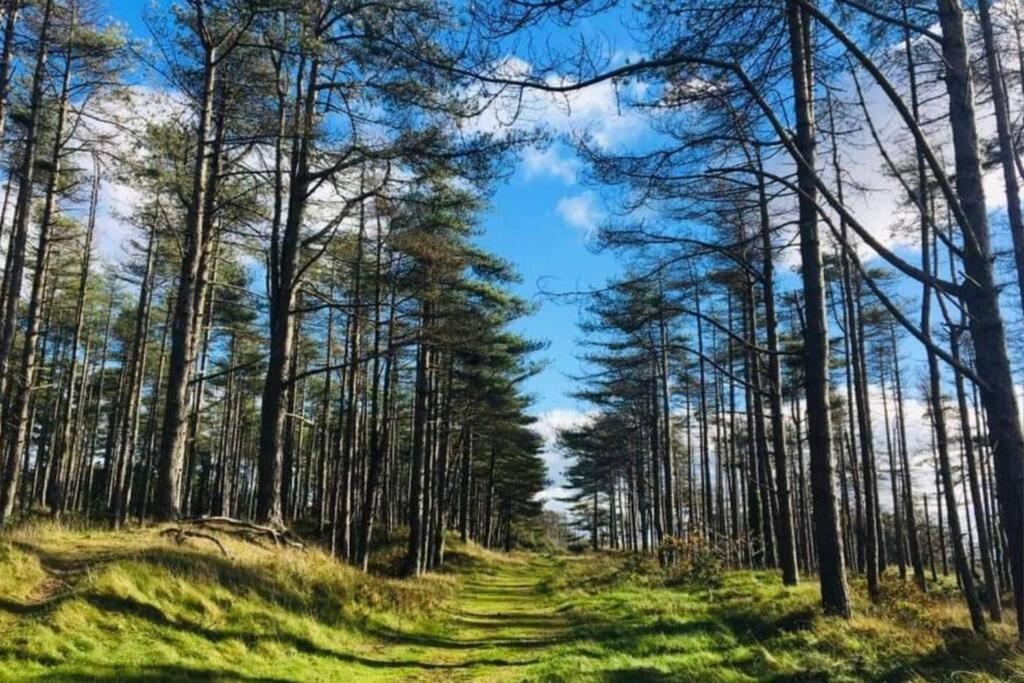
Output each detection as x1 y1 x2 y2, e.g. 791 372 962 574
891 326 926 590
405 308 431 575
0 0 54 454
780 0 852 612
138 305 171 521
754 155 799 584
827 95 878 598
111 224 157 527
695 291 713 536
51 159 100 515
926 344 986 633
657 297 676 538
879 359 906 581
936 0 1024 639
0 34 67 524
154 44 218 521
356 221 393 569
337 193 367 560
258 56 319 528
787 0 850 616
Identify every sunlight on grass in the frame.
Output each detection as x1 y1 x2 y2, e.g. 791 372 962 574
0 524 1021 681
534 553 1023 682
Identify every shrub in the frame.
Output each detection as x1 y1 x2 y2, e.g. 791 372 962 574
660 535 724 590
566 541 589 554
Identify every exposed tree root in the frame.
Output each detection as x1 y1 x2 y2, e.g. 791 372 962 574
177 516 306 550
159 527 230 557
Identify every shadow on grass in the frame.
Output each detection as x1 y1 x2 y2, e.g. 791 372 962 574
569 615 745 658
453 613 568 631
10 539 1014 681
601 667 676 681
83 592 538 671
30 663 293 682
563 589 1019 682
878 627 1019 682
2 541 544 677
364 621 571 651
0 595 55 615
0 590 541 676
718 606 817 640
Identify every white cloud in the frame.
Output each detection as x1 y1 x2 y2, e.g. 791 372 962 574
556 192 604 235
530 407 593 511
84 86 189 264
811 62 1016 273
860 381 991 528
95 181 144 261
534 486 573 513
521 145 579 184
465 56 646 151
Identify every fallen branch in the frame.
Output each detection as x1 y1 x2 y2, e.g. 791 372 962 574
160 527 230 557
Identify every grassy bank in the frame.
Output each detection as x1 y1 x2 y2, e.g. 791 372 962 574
537 553 1023 681
0 523 1021 681
0 520 476 680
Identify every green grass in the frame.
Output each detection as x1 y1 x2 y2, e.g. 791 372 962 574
532 554 1023 681
0 523 1021 681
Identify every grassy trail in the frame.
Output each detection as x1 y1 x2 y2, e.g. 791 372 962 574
0 526 578 682
383 557 571 680
1 527 1021 681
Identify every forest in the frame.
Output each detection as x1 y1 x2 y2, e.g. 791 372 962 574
0 0 1023 680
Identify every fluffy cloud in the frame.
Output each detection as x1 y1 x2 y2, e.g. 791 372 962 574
534 486 574 513
465 56 646 151
86 86 188 264
556 192 604 235
530 407 593 511
521 145 579 184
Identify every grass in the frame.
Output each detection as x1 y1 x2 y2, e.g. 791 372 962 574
0 522 1021 681
533 553 1024 681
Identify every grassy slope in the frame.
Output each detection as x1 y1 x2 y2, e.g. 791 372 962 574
537 554 1024 681
0 521 472 681
0 524 1021 682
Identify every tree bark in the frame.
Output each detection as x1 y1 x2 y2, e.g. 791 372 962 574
787 0 850 616
936 0 1024 639
155 41 218 521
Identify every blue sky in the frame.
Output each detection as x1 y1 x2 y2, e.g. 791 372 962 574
107 2 638 499
479 158 619 414
111 5 630 420
106 2 1024 514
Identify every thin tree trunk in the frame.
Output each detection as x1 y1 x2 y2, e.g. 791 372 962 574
0 38 68 523
787 0 850 616
0 0 54 462
51 159 100 515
